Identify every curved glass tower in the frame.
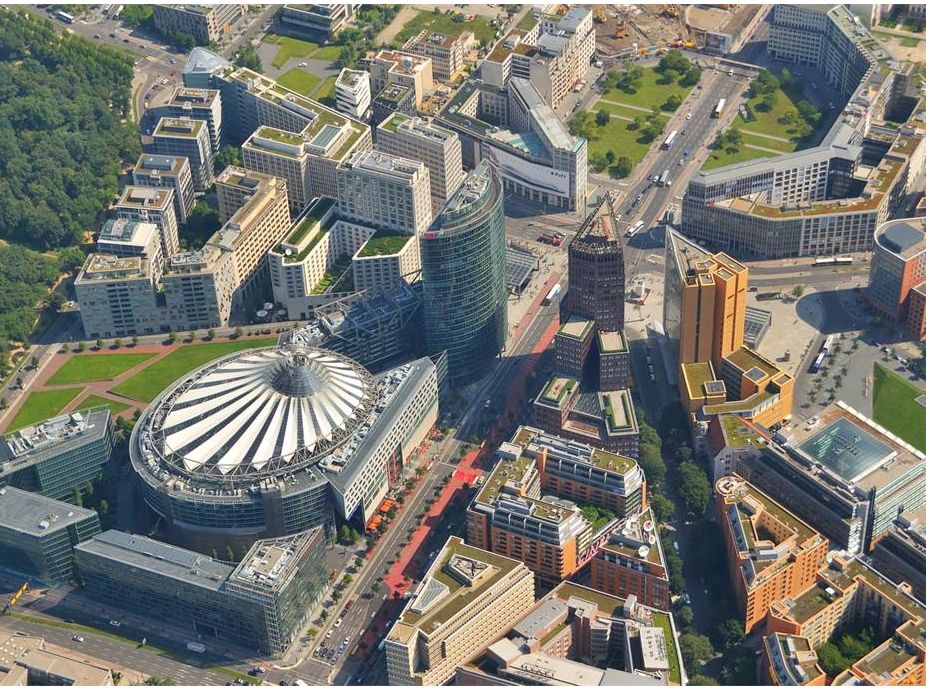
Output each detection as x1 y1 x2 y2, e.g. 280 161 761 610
421 162 507 384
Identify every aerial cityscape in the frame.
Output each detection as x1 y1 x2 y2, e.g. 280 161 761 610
1 1 926 687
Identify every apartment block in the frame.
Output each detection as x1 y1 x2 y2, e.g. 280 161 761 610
132 154 195 225
368 50 434 108
334 69 371 120
152 4 243 46
457 581 686 685
166 87 223 153
75 255 167 338
765 556 926 684
868 218 926 340
337 150 432 235
242 126 313 215
384 536 535 685
715 475 829 634
371 83 417 128
589 509 671 610
402 29 472 83
376 113 465 210
151 116 214 191
114 186 180 260
352 230 420 293
0 486 100 585
96 219 163 272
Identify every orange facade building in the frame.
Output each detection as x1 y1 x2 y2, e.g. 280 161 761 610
715 475 828 634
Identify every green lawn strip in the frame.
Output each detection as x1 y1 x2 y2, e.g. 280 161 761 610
277 67 321 97
872 363 926 453
46 352 155 385
603 67 694 113
311 45 342 61
393 10 496 46
701 144 775 171
311 74 338 104
111 338 278 404
264 33 319 69
735 87 804 140
9 388 84 431
77 394 131 417
901 36 921 47
578 109 668 169
10 613 259 683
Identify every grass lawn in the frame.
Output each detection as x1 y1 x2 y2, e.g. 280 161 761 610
46 352 154 385
872 363 926 453
393 9 495 47
263 33 319 69
9 388 84 431
312 74 338 105
277 67 321 97
112 338 278 404
576 104 668 170
77 394 131 417
901 36 922 47
602 67 695 113
312 44 342 61
702 144 776 171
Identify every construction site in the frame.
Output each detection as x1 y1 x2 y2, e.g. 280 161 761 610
594 4 764 57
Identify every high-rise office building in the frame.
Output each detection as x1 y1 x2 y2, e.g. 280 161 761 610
868 218 926 341
151 117 214 191
367 50 434 109
384 535 535 685
565 201 625 332
376 113 465 211
75 254 167 338
0 408 113 501
166 86 223 154
334 69 371 120
114 186 180 260
0 486 100 585
76 528 327 655
132 154 195 225
152 4 244 46
421 162 506 384
337 150 433 235
715 475 828 634
241 127 313 215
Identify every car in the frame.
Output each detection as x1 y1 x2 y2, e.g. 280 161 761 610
343 637 350 645
334 618 342 628
94 34 101 39
250 667 265 676
728 69 734 76
678 159 684 166
72 635 85 643
299 61 308 67
325 630 332 639
337 643 346 654
684 593 691 605
123 38 129 43
673 541 680 551
109 32 116 37
109 620 121 627
649 372 656 381
685 112 692 120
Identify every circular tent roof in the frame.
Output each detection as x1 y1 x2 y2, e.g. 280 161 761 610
147 345 374 479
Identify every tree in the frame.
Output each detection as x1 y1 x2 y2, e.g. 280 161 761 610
596 109 610 126
679 632 715 674
664 93 683 111
338 524 352 545
758 91 778 112
233 326 243 339
354 557 363 568
718 648 758 685
113 338 122 349
58 246 87 272
188 331 196 343
792 284 805 298
167 332 177 344
609 155 633 179
676 461 710 515
131 335 139 347
676 605 695 628
689 675 719 685
371 581 382 593
234 44 263 72
680 66 701 87
639 442 667 487
185 202 221 250
76 341 86 353
71 487 83 507
121 4 153 28
816 642 849 676
339 43 359 68
213 145 241 173
650 492 675 522
95 339 103 350
717 618 745 650
137 677 174 686
207 328 216 341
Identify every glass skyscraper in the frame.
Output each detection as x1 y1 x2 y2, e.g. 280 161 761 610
421 162 507 384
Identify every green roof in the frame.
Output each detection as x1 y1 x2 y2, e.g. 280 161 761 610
475 452 535 506
539 376 578 406
379 112 409 133
357 229 412 257
257 126 304 146
721 415 766 448
516 13 539 31
285 198 336 246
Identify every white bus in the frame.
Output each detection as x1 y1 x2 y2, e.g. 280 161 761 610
713 98 726 118
54 10 75 23
543 283 562 305
663 130 678 150
835 256 854 265
626 221 644 238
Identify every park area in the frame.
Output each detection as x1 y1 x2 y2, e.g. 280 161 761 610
872 363 926 453
2 336 278 433
703 69 822 170
573 53 698 175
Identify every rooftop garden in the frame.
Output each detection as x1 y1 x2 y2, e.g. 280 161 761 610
393 8 496 47
257 127 304 146
579 504 617 534
357 229 411 257
539 376 577 405
285 198 336 246
311 255 351 294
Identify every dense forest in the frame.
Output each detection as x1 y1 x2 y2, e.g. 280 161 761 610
0 9 140 250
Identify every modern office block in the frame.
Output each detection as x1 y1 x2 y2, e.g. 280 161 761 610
132 154 195 225
151 117 215 191
130 345 438 552
352 230 420 293
152 4 243 46
0 486 100 585
384 535 535 686
715 475 829 634
402 29 472 83
75 255 167 338
241 127 313 216
0 408 113 501
566 201 625 332
334 69 371 120
96 219 164 271
370 83 417 129
421 162 506 384
368 50 434 109
76 528 327 655
336 150 433 235
868 218 926 340
277 4 355 40
166 87 223 154
376 113 465 210
0 632 114 685
115 186 180 260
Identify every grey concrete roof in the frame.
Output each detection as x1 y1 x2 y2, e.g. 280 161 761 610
0 487 97 537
